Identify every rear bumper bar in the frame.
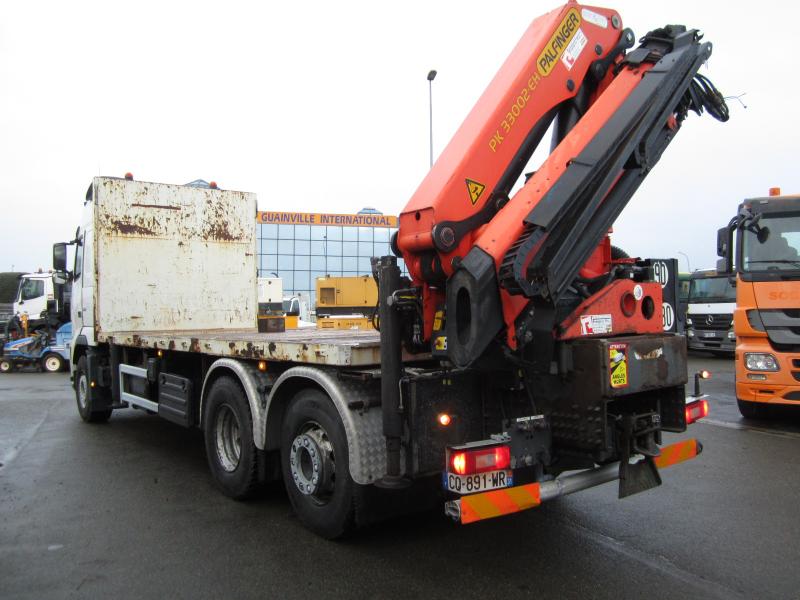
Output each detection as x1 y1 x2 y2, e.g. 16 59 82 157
445 438 702 524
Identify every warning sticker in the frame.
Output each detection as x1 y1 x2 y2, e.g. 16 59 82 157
579 314 613 335
609 343 628 388
465 179 486 205
561 27 588 71
434 336 448 351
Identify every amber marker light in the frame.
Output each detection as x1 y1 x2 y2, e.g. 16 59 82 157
258 360 268 372
437 413 452 427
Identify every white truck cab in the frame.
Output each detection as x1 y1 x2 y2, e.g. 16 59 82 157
685 269 736 354
13 272 56 329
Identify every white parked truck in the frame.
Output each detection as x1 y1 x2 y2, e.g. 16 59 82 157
55 3 724 539
6 271 70 335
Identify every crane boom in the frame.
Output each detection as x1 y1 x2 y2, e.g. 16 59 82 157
394 2 728 367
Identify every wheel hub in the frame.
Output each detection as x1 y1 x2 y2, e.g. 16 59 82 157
77 374 88 409
290 426 334 498
214 404 242 472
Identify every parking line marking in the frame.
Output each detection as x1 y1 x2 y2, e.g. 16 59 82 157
698 418 800 440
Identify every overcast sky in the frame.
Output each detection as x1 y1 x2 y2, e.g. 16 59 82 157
1 1 794 274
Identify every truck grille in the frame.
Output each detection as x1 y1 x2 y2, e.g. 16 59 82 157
691 313 732 331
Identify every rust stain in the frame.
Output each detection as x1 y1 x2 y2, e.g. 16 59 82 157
110 220 156 236
268 342 277 355
202 193 243 242
203 220 237 242
131 203 181 210
168 340 175 350
189 338 201 352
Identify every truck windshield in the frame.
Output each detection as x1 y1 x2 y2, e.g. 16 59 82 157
688 277 735 303
19 278 44 301
742 213 800 272
282 299 299 316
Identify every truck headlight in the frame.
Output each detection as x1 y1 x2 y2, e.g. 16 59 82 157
687 329 695 337
728 331 736 340
744 353 779 371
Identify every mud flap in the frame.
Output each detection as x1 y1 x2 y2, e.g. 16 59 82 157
618 456 662 499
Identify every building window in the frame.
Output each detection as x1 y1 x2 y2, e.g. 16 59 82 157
257 211 404 300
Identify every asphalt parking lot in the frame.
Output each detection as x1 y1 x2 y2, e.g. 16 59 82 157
1 354 799 600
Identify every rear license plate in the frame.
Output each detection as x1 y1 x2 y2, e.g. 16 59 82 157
444 470 513 495
703 331 718 338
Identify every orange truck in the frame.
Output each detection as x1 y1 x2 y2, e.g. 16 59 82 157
717 189 800 417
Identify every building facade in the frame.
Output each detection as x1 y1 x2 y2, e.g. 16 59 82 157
256 209 404 306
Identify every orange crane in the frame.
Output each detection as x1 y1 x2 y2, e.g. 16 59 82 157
377 0 728 502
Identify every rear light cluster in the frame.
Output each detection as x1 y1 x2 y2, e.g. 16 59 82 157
685 399 709 425
449 445 510 475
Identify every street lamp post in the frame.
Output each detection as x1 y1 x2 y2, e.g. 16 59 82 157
677 251 692 272
427 69 437 168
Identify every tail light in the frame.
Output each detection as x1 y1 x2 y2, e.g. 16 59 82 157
448 445 510 475
685 399 709 424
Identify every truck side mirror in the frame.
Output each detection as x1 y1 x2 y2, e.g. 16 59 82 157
53 243 68 272
716 227 733 275
716 227 728 258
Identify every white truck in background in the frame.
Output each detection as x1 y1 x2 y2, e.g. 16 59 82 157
3 271 70 337
685 269 736 354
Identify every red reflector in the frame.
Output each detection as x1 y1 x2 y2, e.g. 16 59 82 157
449 445 510 475
686 399 709 424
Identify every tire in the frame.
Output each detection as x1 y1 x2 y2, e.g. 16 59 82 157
203 376 261 500
737 399 766 419
75 356 112 423
42 353 64 373
0 359 11 373
281 388 355 539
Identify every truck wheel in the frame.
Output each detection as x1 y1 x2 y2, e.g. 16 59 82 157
75 356 112 423
203 376 261 500
281 388 355 539
42 353 64 373
0 359 11 373
737 399 765 419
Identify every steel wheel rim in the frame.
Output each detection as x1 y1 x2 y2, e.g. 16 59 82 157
0 361 10 373
215 404 242 472
45 356 60 372
289 421 335 505
77 373 88 409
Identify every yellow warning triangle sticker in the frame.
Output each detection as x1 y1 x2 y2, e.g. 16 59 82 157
465 179 486 205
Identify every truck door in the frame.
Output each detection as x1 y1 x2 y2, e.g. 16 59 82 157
72 227 95 336
15 276 46 323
